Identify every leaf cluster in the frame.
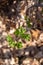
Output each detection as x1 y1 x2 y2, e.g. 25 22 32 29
14 27 26 36
14 27 30 41
6 35 22 49
6 27 30 49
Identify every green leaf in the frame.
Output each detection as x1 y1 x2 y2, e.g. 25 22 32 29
25 34 31 41
14 27 26 36
6 35 16 48
19 27 26 35
9 41 16 47
6 35 23 48
21 34 30 41
14 29 19 36
17 42 22 49
6 35 12 42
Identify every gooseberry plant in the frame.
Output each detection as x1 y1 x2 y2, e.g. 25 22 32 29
6 27 30 49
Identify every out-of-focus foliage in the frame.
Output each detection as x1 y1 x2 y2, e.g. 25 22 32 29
14 27 31 41
6 35 22 49
25 16 32 28
14 27 26 36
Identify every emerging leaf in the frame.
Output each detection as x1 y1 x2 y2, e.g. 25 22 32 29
19 27 26 35
6 35 12 42
21 34 30 41
17 42 23 49
14 29 19 36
